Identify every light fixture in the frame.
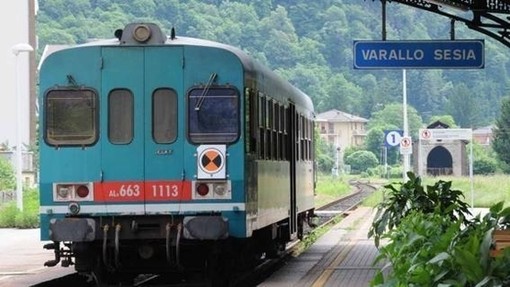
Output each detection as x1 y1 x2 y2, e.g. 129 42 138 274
12 43 33 212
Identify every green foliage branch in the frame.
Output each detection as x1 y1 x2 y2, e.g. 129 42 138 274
368 172 471 247
369 173 510 286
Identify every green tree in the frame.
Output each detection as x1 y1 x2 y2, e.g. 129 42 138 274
0 157 15 192
34 0 510 149
446 83 482 128
367 103 424 139
344 150 378 173
492 97 510 169
428 115 457 128
314 129 335 173
364 128 384 159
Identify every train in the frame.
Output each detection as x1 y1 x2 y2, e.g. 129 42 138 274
38 22 316 285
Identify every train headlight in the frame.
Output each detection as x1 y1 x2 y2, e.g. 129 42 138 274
53 183 94 202
213 184 226 196
56 186 71 200
192 181 231 200
133 24 151 43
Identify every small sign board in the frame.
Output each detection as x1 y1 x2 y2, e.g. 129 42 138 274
384 130 403 147
419 128 472 141
353 40 484 69
400 136 413 155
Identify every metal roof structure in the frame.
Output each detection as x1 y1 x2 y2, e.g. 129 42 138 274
376 0 510 48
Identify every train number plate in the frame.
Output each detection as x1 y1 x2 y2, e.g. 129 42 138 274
94 181 192 202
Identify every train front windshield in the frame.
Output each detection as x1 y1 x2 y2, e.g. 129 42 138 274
188 87 239 143
44 89 98 146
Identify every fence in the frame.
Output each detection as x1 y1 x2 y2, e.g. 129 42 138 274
0 191 15 205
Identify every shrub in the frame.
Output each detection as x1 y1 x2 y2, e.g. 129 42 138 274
368 172 471 247
15 210 39 228
370 174 510 286
0 203 18 227
344 150 378 174
372 211 461 286
372 202 510 286
473 156 497 175
0 188 39 228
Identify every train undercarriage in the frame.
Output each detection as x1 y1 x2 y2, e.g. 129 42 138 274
43 212 315 286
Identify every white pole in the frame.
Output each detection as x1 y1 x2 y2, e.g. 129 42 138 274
384 146 388 179
403 69 410 181
12 43 33 212
470 136 474 208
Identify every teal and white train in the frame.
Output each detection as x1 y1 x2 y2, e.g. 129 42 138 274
38 22 315 284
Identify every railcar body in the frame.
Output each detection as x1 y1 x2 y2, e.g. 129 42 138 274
39 22 315 282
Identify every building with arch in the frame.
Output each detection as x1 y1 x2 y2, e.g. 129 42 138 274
414 121 470 177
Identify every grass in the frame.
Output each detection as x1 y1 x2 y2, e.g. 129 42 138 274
0 188 39 228
362 174 510 208
314 174 352 208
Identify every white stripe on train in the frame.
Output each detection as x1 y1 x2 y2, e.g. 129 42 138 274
40 203 246 215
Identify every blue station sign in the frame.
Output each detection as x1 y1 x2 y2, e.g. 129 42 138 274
353 40 484 69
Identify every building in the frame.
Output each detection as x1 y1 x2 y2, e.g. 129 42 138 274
472 125 493 146
0 151 36 189
414 121 469 177
0 0 37 149
316 109 368 150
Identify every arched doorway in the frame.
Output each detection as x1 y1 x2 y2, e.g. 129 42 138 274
427 146 453 176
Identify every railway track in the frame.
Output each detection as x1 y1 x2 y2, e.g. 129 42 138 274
313 179 378 227
31 180 379 287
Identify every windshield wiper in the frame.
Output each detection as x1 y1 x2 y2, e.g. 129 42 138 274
194 73 217 111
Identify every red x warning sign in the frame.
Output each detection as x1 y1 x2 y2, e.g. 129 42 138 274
197 145 226 179
199 148 224 174
201 150 222 173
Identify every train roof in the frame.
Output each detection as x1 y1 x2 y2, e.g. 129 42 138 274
39 23 314 114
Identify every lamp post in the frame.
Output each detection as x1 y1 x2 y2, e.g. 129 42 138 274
12 43 33 212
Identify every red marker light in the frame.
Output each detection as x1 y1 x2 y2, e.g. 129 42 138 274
196 183 209 197
76 185 90 198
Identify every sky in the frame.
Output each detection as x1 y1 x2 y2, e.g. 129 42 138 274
0 0 33 150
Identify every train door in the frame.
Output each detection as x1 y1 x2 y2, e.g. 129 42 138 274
288 103 298 239
143 47 188 211
100 47 145 213
100 47 186 212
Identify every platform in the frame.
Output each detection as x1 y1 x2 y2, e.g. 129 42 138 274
260 206 383 287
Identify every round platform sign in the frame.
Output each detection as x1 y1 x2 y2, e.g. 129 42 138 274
385 130 403 147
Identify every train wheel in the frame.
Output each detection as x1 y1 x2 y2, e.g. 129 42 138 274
89 255 136 286
266 240 285 258
298 214 304 240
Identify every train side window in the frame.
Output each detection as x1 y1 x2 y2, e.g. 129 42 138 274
267 99 273 159
153 88 177 144
275 103 280 160
45 89 98 146
280 105 286 160
188 87 239 143
258 93 265 159
247 88 258 154
109 89 134 144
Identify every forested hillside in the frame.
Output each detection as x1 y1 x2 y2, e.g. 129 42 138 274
36 0 510 128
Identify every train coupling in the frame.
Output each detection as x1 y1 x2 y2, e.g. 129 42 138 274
43 241 61 267
43 242 56 250
44 259 60 267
